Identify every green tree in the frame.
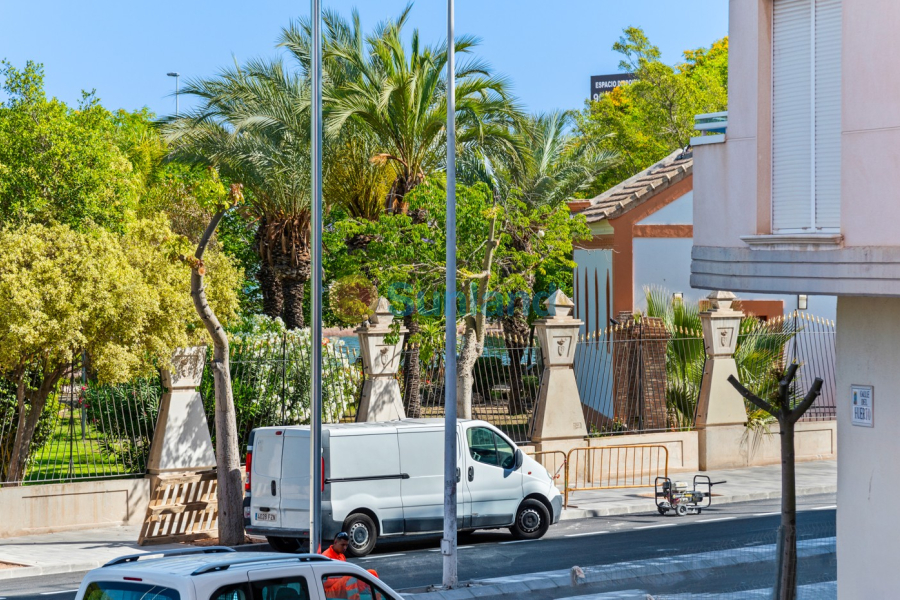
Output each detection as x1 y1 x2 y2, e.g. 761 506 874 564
575 29 728 196
0 61 141 231
0 217 240 484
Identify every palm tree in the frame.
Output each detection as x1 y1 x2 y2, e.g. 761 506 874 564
460 110 616 414
279 7 521 414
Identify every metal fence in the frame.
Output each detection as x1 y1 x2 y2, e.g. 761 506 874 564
575 322 706 436
398 333 544 444
737 312 837 423
1 313 836 485
0 335 363 486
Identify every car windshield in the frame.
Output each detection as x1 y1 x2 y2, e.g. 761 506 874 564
84 582 180 600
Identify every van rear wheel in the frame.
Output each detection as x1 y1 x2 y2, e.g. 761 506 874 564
510 499 550 540
267 536 302 553
343 513 377 557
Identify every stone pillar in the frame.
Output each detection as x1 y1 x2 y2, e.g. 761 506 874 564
147 347 216 477
356 297 407 422
530 290 588 442
696 291 749 470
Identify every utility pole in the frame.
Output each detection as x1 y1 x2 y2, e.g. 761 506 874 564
442 0 458 589
309 0 324 555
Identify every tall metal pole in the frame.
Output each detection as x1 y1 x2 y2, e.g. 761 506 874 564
442 0 458 589
310 0 324 555
175 75 179 117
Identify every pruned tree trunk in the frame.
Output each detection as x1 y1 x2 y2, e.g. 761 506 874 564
188 197 244 546
728 364 823 600
402 314 423 418
5 364 66 486
457 210 500 420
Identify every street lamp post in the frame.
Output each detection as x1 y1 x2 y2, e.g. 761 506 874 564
442 0 458 589
166 72 180 116
310 0 324 555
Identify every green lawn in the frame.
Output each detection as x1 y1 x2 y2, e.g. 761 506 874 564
24 414 130 484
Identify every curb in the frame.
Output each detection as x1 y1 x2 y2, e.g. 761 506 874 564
0 542 271 582
0 560 102 581
559 484 837 520
401 537 836 599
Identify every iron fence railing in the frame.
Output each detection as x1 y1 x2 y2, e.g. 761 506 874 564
398 333 543 444
575 326 706 436
1 313 836 485
0 334 362 486
737 312 836 422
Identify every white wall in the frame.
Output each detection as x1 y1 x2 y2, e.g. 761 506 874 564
835 295 900 597
637 191 693 225
573 248 613 336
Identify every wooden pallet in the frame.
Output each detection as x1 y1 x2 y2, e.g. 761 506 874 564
138 469 218 545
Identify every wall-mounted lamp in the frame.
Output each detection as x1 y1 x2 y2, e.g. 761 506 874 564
673 292 684 302
798 294 808 311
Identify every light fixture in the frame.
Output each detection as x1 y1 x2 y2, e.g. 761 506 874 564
167 72 180 116
673 292 684 302
798 294 808 311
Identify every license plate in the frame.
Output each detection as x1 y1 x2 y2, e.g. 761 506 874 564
256 512 276 522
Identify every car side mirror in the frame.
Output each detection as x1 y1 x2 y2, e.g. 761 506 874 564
514 449 524 470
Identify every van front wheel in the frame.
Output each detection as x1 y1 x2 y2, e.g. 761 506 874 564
510 499 550 540
343 513 377 557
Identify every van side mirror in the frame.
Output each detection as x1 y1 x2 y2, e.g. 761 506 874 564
514 449 524 470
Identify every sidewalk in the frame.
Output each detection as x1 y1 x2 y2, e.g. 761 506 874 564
0 460 835 581
560 460 836 520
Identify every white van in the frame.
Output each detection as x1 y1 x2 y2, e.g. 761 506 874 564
243 419 562 556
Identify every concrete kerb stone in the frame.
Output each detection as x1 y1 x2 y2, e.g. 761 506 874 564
0 560 103 581
400 538 835 600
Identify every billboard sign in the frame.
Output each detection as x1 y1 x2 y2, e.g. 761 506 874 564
590 73 638 102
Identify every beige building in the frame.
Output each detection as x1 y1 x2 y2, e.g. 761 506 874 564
691 0 899 596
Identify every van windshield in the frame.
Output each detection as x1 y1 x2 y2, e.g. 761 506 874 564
84 581 180 600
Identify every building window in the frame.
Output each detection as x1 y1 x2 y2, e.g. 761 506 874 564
772 0 841 233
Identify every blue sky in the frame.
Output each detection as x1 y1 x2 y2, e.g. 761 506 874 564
1 1 727 117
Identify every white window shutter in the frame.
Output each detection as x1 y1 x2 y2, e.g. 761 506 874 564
815 0 842 230
772 0 813 232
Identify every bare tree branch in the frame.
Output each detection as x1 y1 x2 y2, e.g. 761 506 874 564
727 374 778 417
788 377 824 424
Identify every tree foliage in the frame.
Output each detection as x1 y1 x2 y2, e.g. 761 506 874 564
0 61 141 231
0 217 240 482
576 29 728 196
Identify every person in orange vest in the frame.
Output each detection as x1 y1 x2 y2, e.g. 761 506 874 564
321 532 380 599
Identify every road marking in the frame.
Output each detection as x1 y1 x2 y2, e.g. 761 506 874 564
428 545 474 552
361 553 405 560
499 539 540 544
564 531 610 537
696 517 736 524
755 512 780 517
40 592 79 596
634 523 678 530
812 505 837 511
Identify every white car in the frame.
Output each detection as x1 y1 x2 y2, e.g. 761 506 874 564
74 547 403 600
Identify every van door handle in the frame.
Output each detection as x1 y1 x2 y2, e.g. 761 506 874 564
271 480 277 496
468 467 474 482
456 468 460 483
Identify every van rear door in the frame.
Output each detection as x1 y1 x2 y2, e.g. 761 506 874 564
250 428 285 529
281 428 312 530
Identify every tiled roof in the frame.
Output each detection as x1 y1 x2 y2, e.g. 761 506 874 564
580 149 693 223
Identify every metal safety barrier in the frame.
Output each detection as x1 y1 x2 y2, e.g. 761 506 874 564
527 450 568 491
564 444 669 507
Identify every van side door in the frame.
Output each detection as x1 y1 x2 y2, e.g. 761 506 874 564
463 424 523 528
398 428 470 533
250 430 285 529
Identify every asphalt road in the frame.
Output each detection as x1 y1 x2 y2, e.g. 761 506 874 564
0 493 836 599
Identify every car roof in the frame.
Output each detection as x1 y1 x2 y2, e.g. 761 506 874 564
97 551 333 577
